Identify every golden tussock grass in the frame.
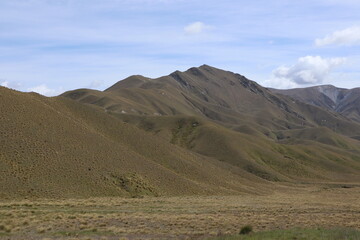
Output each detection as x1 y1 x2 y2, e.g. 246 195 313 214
0 187 359 239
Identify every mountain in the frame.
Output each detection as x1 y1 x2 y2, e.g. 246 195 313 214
0 86 271 198
270 85 360 123
1 65 360 198
63 65 360 139
61 66 360 185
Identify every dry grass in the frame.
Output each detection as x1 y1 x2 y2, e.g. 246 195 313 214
0 187 359 239
0 86 272 199
1 83 360 199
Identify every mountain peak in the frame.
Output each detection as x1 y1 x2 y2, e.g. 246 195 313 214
316 84 337 89
199 64 213 69
105 75 150 91
198 64 226 72
170 65 219 76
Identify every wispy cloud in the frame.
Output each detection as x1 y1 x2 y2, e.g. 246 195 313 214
315 26 360 47
0 0 360 91
27 84 64 96
87 80 104 89
0 80 22 90
184 22 210 35
1 79 64 96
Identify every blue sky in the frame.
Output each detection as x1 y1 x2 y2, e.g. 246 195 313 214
0 0 360 96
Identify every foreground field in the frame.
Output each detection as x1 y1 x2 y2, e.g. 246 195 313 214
0 186 359 240
212 228 360 240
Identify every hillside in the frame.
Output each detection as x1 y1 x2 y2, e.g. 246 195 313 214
62 66 360 186
271 85 360 123
63 65 360 138
0 86 271 198
1 66 360 198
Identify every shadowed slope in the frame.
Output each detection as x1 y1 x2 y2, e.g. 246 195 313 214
112 114 360 183
271 85 360 123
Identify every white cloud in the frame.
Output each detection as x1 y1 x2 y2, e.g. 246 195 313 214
27 84 64 96
87 80 104 89
315 26 360 46
0 1 359 90
1 81 9 87
262 77 298 89
184 22 209 35
267 56 346 88
0 80 22 90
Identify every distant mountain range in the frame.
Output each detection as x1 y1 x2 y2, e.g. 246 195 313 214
271 85 360 123
1 65 360 198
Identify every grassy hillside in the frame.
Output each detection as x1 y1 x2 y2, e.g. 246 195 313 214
0 86 271 198
112 114 360 183
1 65 360 198
63 65 360 139
61 65 360 184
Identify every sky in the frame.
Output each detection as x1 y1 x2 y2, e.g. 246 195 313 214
0 0 360 96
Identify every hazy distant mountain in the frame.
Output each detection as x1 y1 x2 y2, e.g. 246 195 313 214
270 85 360 123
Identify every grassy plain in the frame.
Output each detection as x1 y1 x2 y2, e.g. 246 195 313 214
0 185 359 239
212 228 360 240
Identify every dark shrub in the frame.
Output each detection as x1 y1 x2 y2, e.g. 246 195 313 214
239 225 253 235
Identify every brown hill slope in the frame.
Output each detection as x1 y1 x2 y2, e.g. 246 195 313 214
112 113 360 183
0 86 273 198
61 65 360 185
271 85 360 123
2 66 360 198
63 65 360 138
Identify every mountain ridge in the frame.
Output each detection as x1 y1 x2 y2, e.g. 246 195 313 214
62 65 360 182
1 65 360 198
270 84 360 122
62 65 360 138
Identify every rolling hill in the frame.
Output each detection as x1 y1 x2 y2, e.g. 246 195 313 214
1 65 360 198
61 66 360 182
0 86 272 198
